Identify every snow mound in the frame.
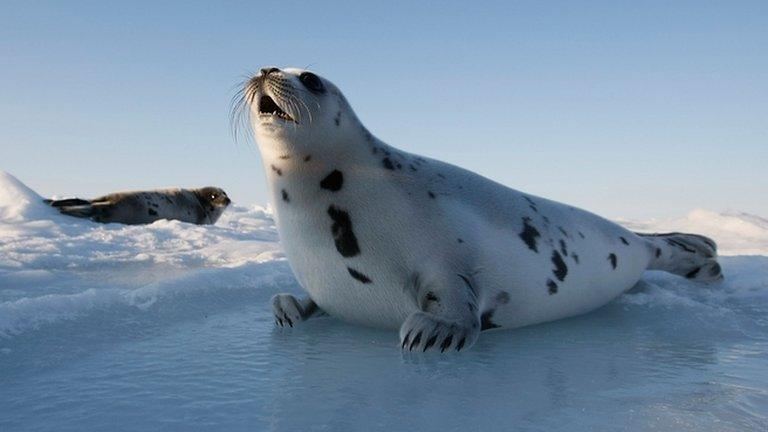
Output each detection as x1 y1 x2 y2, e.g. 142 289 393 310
0 171 287 337
617 209 768 256
0 171 57 222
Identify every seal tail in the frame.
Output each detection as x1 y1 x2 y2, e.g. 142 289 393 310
637 232 723 282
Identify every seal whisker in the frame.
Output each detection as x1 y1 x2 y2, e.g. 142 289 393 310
289 92 314 125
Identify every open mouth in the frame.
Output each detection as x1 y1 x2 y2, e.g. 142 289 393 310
258 95 295 122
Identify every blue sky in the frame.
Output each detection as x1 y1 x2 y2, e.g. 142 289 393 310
1 1 766 218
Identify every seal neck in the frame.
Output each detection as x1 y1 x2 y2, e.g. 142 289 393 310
257 127 388 188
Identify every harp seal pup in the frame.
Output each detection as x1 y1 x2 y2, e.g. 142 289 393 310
45 187 231 225
239 67 722 353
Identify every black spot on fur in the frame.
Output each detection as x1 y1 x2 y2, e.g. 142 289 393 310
481 310 501 331
382 157 394 170
666 238 696 253
608 253 617 269
559 239 568 256
496 291 510 304
320 170 344 191
347 267 372 284
303 155 312 162
523 196 538 212
519 217 541 252
685 267 701 279
334 110 341 126
327 206 360 257
551 251 568 281
281 189 289 202
656 248 662 258
458 273 478 298
578 231 585 239
428 191 436 199
409 164 418 171
457 238 464 243
547 279 558 295
148 209 158 216
437 173 446 179
425 292 439 303
270 165 282 176
620 237 630 245
542 216 551 225
572 253 579 264
396 162 402 169
558 227 570 238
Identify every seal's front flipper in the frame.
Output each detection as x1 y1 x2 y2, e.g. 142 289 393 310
271 294 323 327
400 273 481 353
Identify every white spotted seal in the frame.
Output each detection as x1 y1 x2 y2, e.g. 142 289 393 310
45 187 230 225
237 67 722 353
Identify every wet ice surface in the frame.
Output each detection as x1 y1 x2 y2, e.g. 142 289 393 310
1 171 767 431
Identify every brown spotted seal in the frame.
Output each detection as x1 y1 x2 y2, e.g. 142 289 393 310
45 187 230 225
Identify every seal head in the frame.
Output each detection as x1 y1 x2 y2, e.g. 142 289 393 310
193 186 231 223
237 67 364 160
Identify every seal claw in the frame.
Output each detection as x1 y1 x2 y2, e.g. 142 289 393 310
440 335 453 353
409 331 423 351
399 311 478 354
424 334 438 351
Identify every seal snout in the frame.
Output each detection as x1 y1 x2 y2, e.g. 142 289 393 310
260 67 280 76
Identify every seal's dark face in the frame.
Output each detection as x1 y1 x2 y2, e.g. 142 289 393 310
196 187 231 208
235 67 361 149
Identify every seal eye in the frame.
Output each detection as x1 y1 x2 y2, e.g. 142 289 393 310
299 72 324 93
210 194 217 200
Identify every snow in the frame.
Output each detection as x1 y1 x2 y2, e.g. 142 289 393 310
1 170 767 431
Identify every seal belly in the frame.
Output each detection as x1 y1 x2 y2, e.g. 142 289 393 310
273 185 417 329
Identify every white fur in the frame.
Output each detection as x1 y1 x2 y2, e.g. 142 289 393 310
249 68 668 351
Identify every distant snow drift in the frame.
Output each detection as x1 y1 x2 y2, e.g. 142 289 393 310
619 209 768 256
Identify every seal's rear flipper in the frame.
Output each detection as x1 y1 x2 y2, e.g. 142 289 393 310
54 202 114 223
638 232 723 282
45 198 91 208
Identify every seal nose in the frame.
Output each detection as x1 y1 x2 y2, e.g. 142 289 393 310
260 67 280 77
